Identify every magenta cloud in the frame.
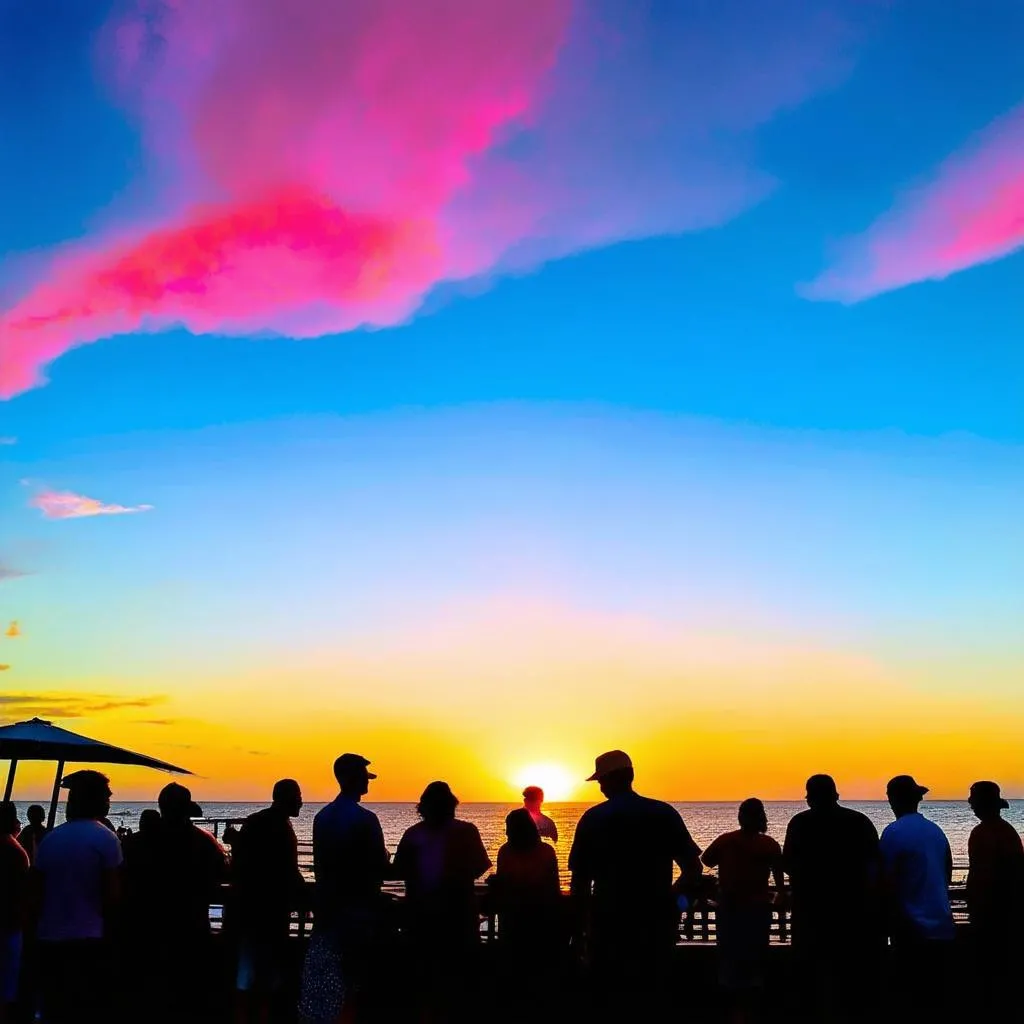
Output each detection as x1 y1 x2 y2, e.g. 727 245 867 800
808 102 1024 301
30 489 154 520
0 0 855 397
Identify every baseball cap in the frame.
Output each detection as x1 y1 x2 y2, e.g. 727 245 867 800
970 781 1009 810
333 753 377 779
887 775 929 800
587 750 633 781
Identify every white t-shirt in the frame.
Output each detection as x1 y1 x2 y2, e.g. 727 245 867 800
879 812 954 940
35 820 123 942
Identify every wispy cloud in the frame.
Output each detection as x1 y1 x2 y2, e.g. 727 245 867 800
0 0 858 397
0 666 10 672
30 489 153 520
0 693 167 721
133 718 180 727
0 437 15 445
808 102 1024 301
0 565 27 582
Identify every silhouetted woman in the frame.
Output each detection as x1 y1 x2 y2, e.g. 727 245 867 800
490 808 564 1021
702 798 783 1024
393 782 490 1022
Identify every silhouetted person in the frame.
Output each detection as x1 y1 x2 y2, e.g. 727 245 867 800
782 774 881 1023
123 782 226 1022
702 798 783 1024
232 779 305 1024
490 809 563 1020
299 754 388 1024
522 787 559 843
879 776 953 1021
568 751 701 1022
18 806 48 867
966 781 1024 1006
394 781 491 1023
32 770 121 1024
0 803 28 1024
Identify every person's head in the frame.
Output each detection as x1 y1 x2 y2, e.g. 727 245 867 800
139 809 161 836
62 770 112 821
887 775 928 818
738 798 768 833
0 801 20 837
27 804 45 827
158 782 195 825
587 750 635 799
505 808 541 850
805 774 840 811
969 781 1009 821
272 778 303 817
333 753 376 800
522 786 544 812
417 781 458 826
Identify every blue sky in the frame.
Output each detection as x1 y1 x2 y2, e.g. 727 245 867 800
0 0 1021 798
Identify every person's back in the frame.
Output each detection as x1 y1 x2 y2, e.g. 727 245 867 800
879 814 953 941
394 807 491 944
703 828 781 909
784 800 879 940
33 772 122 1024
493 809 561 947
570 790 696 937
312 792 387 931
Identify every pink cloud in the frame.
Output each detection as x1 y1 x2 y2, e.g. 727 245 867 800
30 490 153 520
0 0 857 397
808 103 1024 301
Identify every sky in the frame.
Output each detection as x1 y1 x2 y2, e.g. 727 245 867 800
1 0 1022 803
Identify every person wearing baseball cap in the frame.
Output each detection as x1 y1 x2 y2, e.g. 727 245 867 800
966 779 1024 1000
568 749 702 1017
879 775 954 1014
298 753 389 1024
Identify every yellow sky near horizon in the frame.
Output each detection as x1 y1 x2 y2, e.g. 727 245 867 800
4 595 1023 803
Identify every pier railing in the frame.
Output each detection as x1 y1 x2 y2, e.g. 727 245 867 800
196 828 972 946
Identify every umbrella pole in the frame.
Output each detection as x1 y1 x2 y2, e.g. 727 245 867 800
46 759 65 830
3 759 16 801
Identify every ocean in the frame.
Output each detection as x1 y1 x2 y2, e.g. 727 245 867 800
86 799 1023 884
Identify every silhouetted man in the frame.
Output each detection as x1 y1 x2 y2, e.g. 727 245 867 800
966 781 1024 1007
33 770 122 1024
569 750 701 1021
299 754 389 1024
126 782 226 1022
233 779 305 1024
523 787 558 843
783 774 881 1023
879 775 953 1020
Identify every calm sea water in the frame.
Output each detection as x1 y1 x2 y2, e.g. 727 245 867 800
84 799 1024 884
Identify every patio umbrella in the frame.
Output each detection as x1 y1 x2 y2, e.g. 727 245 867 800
0 717 192 828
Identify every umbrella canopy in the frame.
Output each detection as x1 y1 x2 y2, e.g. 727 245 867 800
0 718 190 773
0 717 192 827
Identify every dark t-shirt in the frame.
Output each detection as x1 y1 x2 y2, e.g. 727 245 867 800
702 829 781 908
967 818 1024 929
783 805 879 941
124 822 227 941
232 807 302 935
568 792 699 941
394 819 491 944
493 842 561 947
0 834 29 932
18 824 48 867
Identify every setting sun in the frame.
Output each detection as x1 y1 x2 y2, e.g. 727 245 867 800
513 762 577 802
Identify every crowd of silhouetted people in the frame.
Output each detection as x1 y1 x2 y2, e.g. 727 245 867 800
0 751 1022 1023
